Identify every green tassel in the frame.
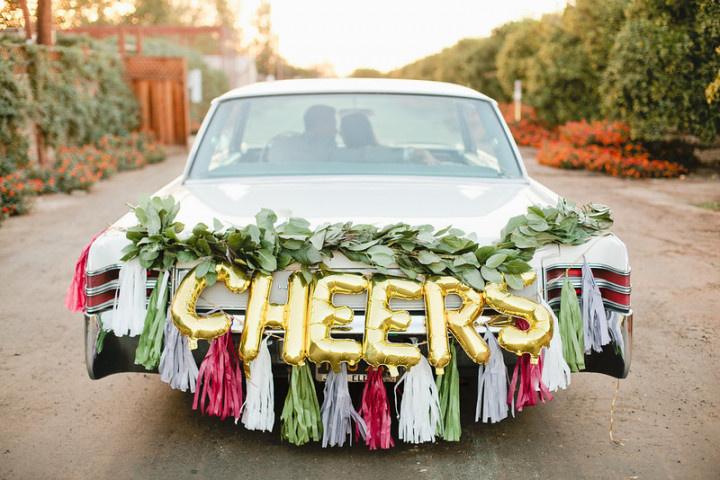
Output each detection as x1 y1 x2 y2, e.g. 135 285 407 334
559 275 585 372
134 271 169 370
281 364 323 446
436 342 461 442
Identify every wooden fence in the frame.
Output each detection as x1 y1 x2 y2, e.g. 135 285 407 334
124 56 190 146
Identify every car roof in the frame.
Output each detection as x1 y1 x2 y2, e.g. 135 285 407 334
216 78 493 102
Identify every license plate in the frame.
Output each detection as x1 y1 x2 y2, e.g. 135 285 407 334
314 364 397 383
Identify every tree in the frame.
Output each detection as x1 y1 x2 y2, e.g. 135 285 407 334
601 0 720 143
36 0 52 45
496 19 542 99
349 68 384 78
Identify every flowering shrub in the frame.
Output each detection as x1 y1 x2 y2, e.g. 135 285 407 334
558 120 630 147
537 141 687 178
0 171 35 222
498 103 557 147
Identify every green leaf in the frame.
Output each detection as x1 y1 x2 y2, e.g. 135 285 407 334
485 253 507 269
481 266 503 283
256 249 277 272
460 268 485 290
504 273 524 290
500 259 532 274
417 250 442 265
367 245 395 267
256 209 277 231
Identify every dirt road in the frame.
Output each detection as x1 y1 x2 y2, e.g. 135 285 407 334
1 149 718 479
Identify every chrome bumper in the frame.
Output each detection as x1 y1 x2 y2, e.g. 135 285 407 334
84 310 632 380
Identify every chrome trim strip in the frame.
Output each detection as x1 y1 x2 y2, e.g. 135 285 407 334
85 280 157 296
544 263 631 276
547 297 631 314
545 278 631 294
86 264 122 276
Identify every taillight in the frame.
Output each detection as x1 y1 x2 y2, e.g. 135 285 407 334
85 267 156 313
544 265 631 313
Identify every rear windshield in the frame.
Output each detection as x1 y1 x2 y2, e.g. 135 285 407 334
188 93 523 179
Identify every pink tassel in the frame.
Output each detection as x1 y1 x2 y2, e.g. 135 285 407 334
507 317 552 411
358 367 394 450
509 354 553 412
65 229 105 312
193 332 244 422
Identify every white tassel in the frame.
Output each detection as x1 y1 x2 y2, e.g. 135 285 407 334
321 364 366 447
476 329 509 423
395 355 441 444
159 311 199 393
111 258 147 337
582 259 611 353
241 336 275 432
540 300 572 392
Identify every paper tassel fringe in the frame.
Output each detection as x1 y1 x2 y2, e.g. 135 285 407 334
241 336 275 432
65 229 104 312
110 258 147 337
540 299 572 392
476 329 509 423
135 270 169 370
509 354 552 412
321 364 366 447
159 312 199 393
436 342 461 441
281 364 322 446
582 260 611 353
396 355 442 444
193 332 243 422
560 275 585 372
359 367 394 450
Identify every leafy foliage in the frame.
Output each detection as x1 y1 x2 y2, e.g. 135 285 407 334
601 0 720 143
121 196 613 290
0 35 139 169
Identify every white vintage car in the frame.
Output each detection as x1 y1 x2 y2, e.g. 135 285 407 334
83 78 631 381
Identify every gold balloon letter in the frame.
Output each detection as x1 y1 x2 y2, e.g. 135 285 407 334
364 277 423 377
307 273 365 371
484 281 552 362
424 276 489 367
171 263 250 347
240 272 309 366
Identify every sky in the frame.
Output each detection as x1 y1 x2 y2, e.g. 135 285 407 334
238 0 567 76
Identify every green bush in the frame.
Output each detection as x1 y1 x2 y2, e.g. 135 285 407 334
0 35 139 170
601 0 720 144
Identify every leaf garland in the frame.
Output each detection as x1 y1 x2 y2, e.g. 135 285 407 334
121 196 613 287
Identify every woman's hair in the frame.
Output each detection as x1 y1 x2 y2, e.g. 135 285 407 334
340 112 378 148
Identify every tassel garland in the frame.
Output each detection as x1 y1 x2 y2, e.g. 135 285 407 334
581 260 611 353
540 299 572 392
135 270 169 370
321 364 367 447
395 355 442 444
281 364 323 446
476 329 509 423
559 275 585 372
159 312 199 393
193 332 244 422
241 336 275 432
436 342 461 441
110 258 147 337
509 354 552 412
65 229 105 312
359 367 394 450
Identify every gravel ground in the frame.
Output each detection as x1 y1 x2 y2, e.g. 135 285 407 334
1 149 718 479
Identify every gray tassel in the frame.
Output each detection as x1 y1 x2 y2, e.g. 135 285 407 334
607 314 625 358
321 364 367 447
476 329 509 423
581 259 611 353
159 311 199 393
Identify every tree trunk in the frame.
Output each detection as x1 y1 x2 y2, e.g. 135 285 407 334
18 0 32 40
36 0 52 46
